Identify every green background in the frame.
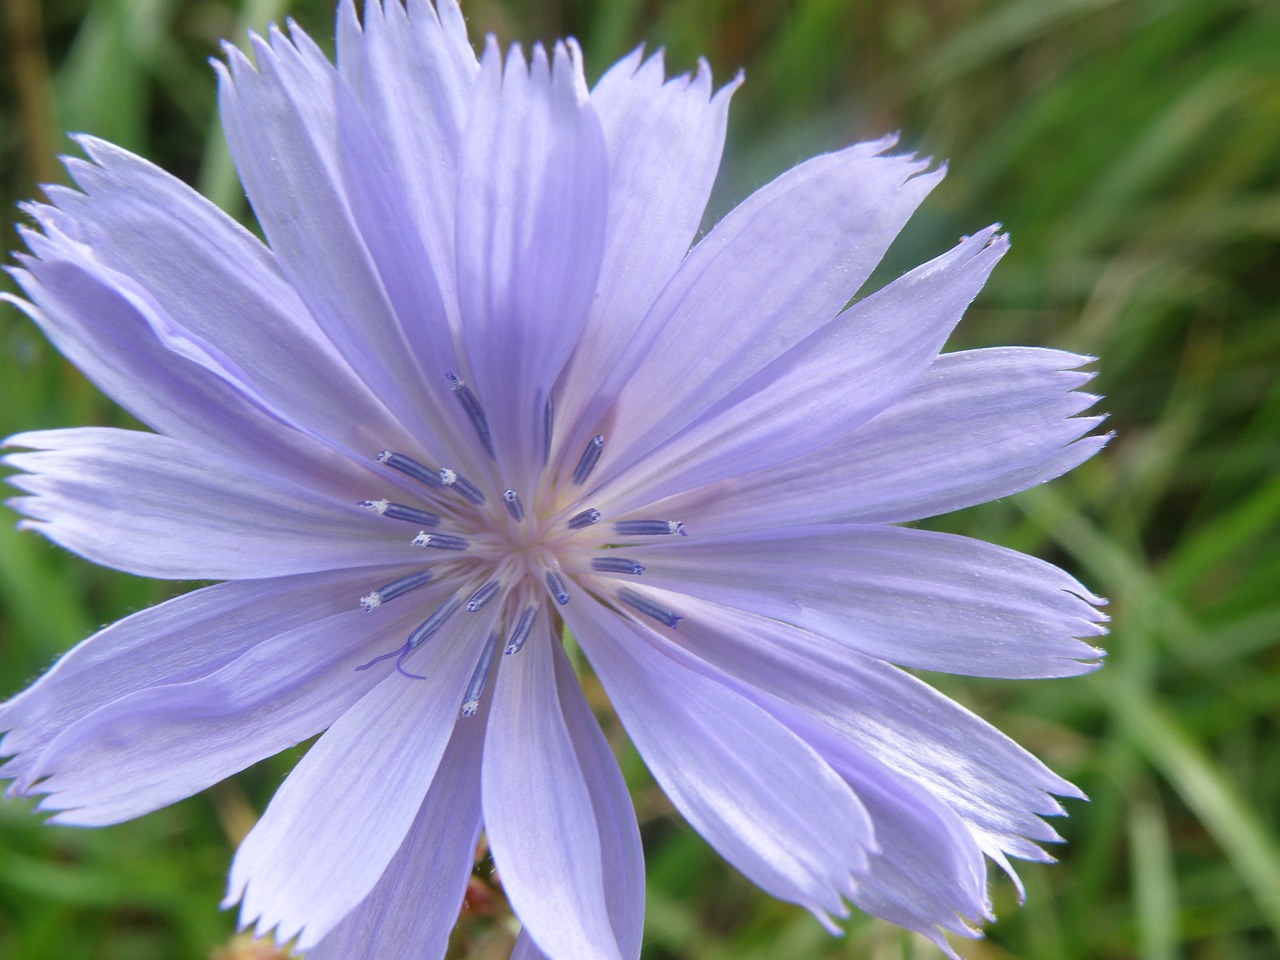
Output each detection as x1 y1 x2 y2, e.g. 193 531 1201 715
1 0 1278 957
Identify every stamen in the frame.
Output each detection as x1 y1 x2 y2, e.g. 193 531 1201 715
447 374 495 459
618 588 682 628
503 489 524 522
505 607 537 655
439 468 486 505
412 531 470 551
407 595 462 648
466 580 501 612
359 570 434 611
377 451 444 488
545 570 570 605
358 499 440 527
567 508 601 530
542 397 554 466
571 435 605 485
591 557 646 576
356 593 461 679
614 520 686 537
461 631 501 717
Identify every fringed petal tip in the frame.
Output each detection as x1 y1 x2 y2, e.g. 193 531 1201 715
226 883 312 953
231 911 306 958
809 903 850 937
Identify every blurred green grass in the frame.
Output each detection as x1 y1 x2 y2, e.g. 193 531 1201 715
2 0 1278 957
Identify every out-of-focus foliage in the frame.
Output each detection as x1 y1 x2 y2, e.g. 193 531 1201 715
1 0 1277 957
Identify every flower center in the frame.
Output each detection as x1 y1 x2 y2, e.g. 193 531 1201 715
349 381 688 712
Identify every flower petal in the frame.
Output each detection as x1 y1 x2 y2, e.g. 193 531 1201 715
551 640 645 959
305 706 485 960
824 746 989 955
742 687 991 951
4 248 387 502
4 428 412 579
599 228 1009 510
336 0 477 319
562 594 872 923
483 621 626 960
20 138 410 467
217 29 456 455
0 571 371 790
573 136 942 488
553 51 739 437
511 930 551 960
455 39 608 484
635 524 1106 678
332 2 484 462
226 603 501 950
649 347 1107 531
646 596 1083 866
16 577 444 826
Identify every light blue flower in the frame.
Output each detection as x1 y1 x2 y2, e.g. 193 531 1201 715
1 2 1108 957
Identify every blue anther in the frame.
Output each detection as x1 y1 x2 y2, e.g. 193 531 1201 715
567 508 601 530
614 520 686 537
412 531 470 551
466 580 501 612
439 468 486 505
545 570 570 605
358 499 440 527
461 631 501 717
505 607 537 655
618 588 682 628
571 435 605 485
542 397 555 467
376 451 444 488
503 489 524 522
360 570 434 611
591 557 646 576
447 374 495 459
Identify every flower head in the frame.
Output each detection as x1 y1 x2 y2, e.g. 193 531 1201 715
1 1 1108 957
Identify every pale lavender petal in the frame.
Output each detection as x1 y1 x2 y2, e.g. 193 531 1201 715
5 429 412 579
2 254 375 503
483 621 622 960
17 579 445 826
823 347 1107 522
331 85 466 458
824 746 989 955
0 570 378 788
217 30 456 456
306 709 485 960
455 39 608 484
635 524 1107 678
598 228 1008 511
510 930 550 960
573 137 942 488
227 604 501 951
552 639 645 958
646 595 1082 866
553 51 739 438
750 689 990 950
648 347 1107 531
336 0 477 319
563 594 872 924
26 138 411 465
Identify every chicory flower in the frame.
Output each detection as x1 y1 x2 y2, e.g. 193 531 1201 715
1 1 1108 956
